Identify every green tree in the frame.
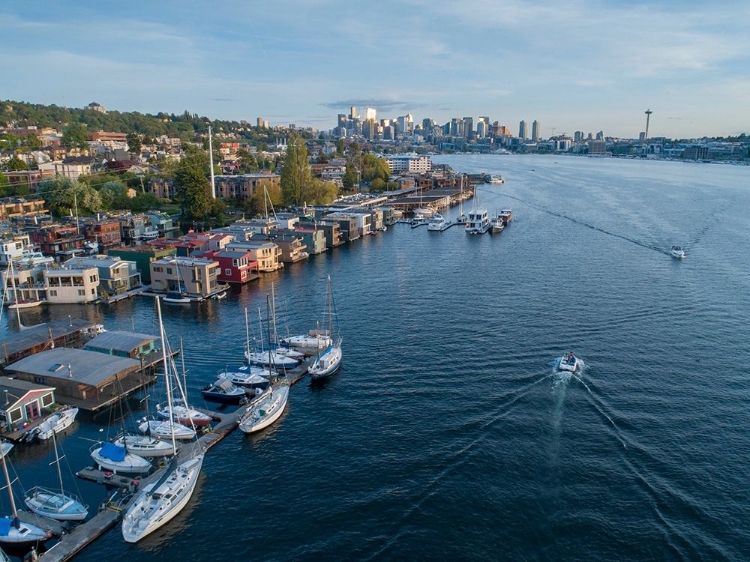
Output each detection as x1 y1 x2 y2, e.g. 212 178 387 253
61 123 88 149
336 138 345 157
126 132 142 155
174 145 211 220
236 148 258 173
37 177 102 216
306 178 339 204
99 181 129 210
280 132 312 206
342 162 358 190
370 178 386 192
6 157 29 171
316 153 329 164
361 153 390 183
22 134 42 150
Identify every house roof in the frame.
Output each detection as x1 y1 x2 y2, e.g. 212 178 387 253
0 378 54 410
84 331 158 354
7 348 141 386
0 319 96 357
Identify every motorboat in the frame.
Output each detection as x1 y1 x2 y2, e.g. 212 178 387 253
465 209 491 234
122 297 204 543
163 291 190 304
36 407 78 441
138 419 196 441
487 174 505 184
671 246 686 259
558 352 580 373
201 379 247 404
499 209 513 224
114 433 177 458
90 442 152 474
218 365 272 393
491 216 505 234
427 213 449 232
238 385 289 434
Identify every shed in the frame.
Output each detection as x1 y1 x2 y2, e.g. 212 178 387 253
0 377 56 431
84 331 159 360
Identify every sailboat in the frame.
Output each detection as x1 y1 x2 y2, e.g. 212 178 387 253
309 276 343 381
244 295 302 370
162 258 190 303
122 297 205 543
238 385 289 434
0 450 50 547
24 431 88 521
5 259 42 310
114 386 176 458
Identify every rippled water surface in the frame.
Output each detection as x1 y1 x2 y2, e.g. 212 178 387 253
2 155 750 561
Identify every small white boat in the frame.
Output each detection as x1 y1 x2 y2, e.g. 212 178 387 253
245 349 300 369
487 174 504 184
558 352 580 373
309 342 343 380
218 367 271 394
8 299 43 310
37 407 78 441
155 401 212 428
0 441 12 459
280 330 332 352
162 291 191 304
122 454 204 543
138 419 196 441
427 213 449 232
491 216 505 233
465 209 491 234
90 442 152 474
671 246 685 259
114 434 177 458
239 386 289 434
211 291 227 300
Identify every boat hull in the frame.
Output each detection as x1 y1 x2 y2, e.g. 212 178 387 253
114 435 177 458
0 517 50 547
139 420 196 440
239 386 289 434
24 488 88 521
91 447 152 474
37 407 78 440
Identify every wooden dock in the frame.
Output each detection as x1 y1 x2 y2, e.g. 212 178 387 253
38 360 311 562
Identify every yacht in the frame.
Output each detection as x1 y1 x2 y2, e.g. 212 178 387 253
465 210 491 234
427 213 449 232
487 175 505 184
671 246 686 259
558 352 580 373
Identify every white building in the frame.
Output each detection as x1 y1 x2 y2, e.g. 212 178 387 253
384 155 432 173
45 266 100 304
365 107 377 121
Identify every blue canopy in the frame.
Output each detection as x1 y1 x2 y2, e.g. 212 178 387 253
0 517 11 536
100 442 127 462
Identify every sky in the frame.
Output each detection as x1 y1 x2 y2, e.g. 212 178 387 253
2 1 749 139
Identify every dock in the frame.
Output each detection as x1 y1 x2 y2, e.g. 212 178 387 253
39 358 312 562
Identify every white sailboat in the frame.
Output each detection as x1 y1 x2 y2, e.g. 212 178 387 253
162 258 190 303
90 441 152 474
24 432 88 521
238 385 289 434
122 297 205 543
309 276 343 381
0 451 50 547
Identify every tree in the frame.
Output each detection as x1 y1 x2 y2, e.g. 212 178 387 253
361 153 390 183
336 138 345 157
280 132 312 206
99 181 129 210
126 132 142 155
37 177 102 216
61 123 88 149
236 148 258 173
22 134 42 150
342 162 358 190
6 157 29 171
316 153 329 164
174 145 211 220
306 178 339 205
370 178 386 192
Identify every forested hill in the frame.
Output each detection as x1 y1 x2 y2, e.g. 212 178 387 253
0 99 282 141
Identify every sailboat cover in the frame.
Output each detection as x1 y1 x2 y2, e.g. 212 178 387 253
99 442 127 462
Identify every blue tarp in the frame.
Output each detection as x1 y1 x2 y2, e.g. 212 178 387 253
0 517 12 536
100 441 127 462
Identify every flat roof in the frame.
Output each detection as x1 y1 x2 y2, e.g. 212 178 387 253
0 377 54 394
84 331 158 353
7 348 141 386
0 319 96 356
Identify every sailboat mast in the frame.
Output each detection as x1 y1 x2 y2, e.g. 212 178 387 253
209 125 216 200
180 338 187 398
1 449 17 518
271 284 278 346
9 260 22 327
244 307 250 356
155 298 177 455
52 431 64 499
327 276 333 334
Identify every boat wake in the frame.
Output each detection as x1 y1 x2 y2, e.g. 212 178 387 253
572 374 627 449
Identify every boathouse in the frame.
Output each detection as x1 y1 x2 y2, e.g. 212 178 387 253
0 378 56 432
0 319 96 369
5 348 150 411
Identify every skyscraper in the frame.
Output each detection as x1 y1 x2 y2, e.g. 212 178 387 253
476 120 487 139
463 117 473 138
519 120 528 140
365 107 377 121
350 106 357 120
531 120 540 141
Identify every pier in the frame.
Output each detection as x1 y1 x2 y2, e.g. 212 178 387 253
38 357 312 562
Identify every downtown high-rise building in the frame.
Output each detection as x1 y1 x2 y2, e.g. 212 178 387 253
531 120 540 141
463 117 474 138
519 120 528 140
350 106 358 119
365 107 377 121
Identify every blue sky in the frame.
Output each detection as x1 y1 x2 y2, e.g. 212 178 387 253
2 1 749 138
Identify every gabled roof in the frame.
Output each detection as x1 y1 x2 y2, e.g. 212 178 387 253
85 331 158 354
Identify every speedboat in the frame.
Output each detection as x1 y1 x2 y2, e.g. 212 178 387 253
558 352 580 373
671 246 685 259
201 379 247 404
427 213 448 232
238 386 289 434
36 407 78 441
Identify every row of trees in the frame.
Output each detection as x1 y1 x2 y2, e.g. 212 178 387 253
35 176 160 215
280 132 339 206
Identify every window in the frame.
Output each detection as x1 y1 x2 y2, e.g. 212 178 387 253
91 288 95 295
154 267 163 273
166 268 172 275
232 259 239 267
34 377 46 385
49 290 57 297
78 289 85 296
41 394 53 407
8 408 22 424
225 269 232 276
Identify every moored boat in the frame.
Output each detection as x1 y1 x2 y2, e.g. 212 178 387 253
162 291 190 303
491 216 505 233
217 366 271 394
427 213 449 232
465 209 491 234
280 330 332 352
138 419 196 441
90 442 152 474
201 379 247 404
155 401 212 428
114 433 177 458
499 209 513 224
36 407 78 441
238 386 289 434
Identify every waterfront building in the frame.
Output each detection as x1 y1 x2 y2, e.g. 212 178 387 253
298 221 343 249
229 216 279 236
0 234 32 267
64 255 141 296
385 155 432 173
106 245 176 284
532 120 540 141
0 378 56 433
519 120 528 140
589 140 607 154
213 173 280 201
28 224 84 257
201 249 259 284
84 331 159 361
293 227 327 255
116 213 147 244
225 240 282 272
0 198 46 220
265 230 308 263
44 266 100 304
83 218 122 250
150 256 219 298
5 348 146 411
144 211 178 238
322 213 360 242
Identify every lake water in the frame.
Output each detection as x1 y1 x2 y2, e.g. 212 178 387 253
2 154 750 561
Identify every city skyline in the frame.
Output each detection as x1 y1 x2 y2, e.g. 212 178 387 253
2 1 749 138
